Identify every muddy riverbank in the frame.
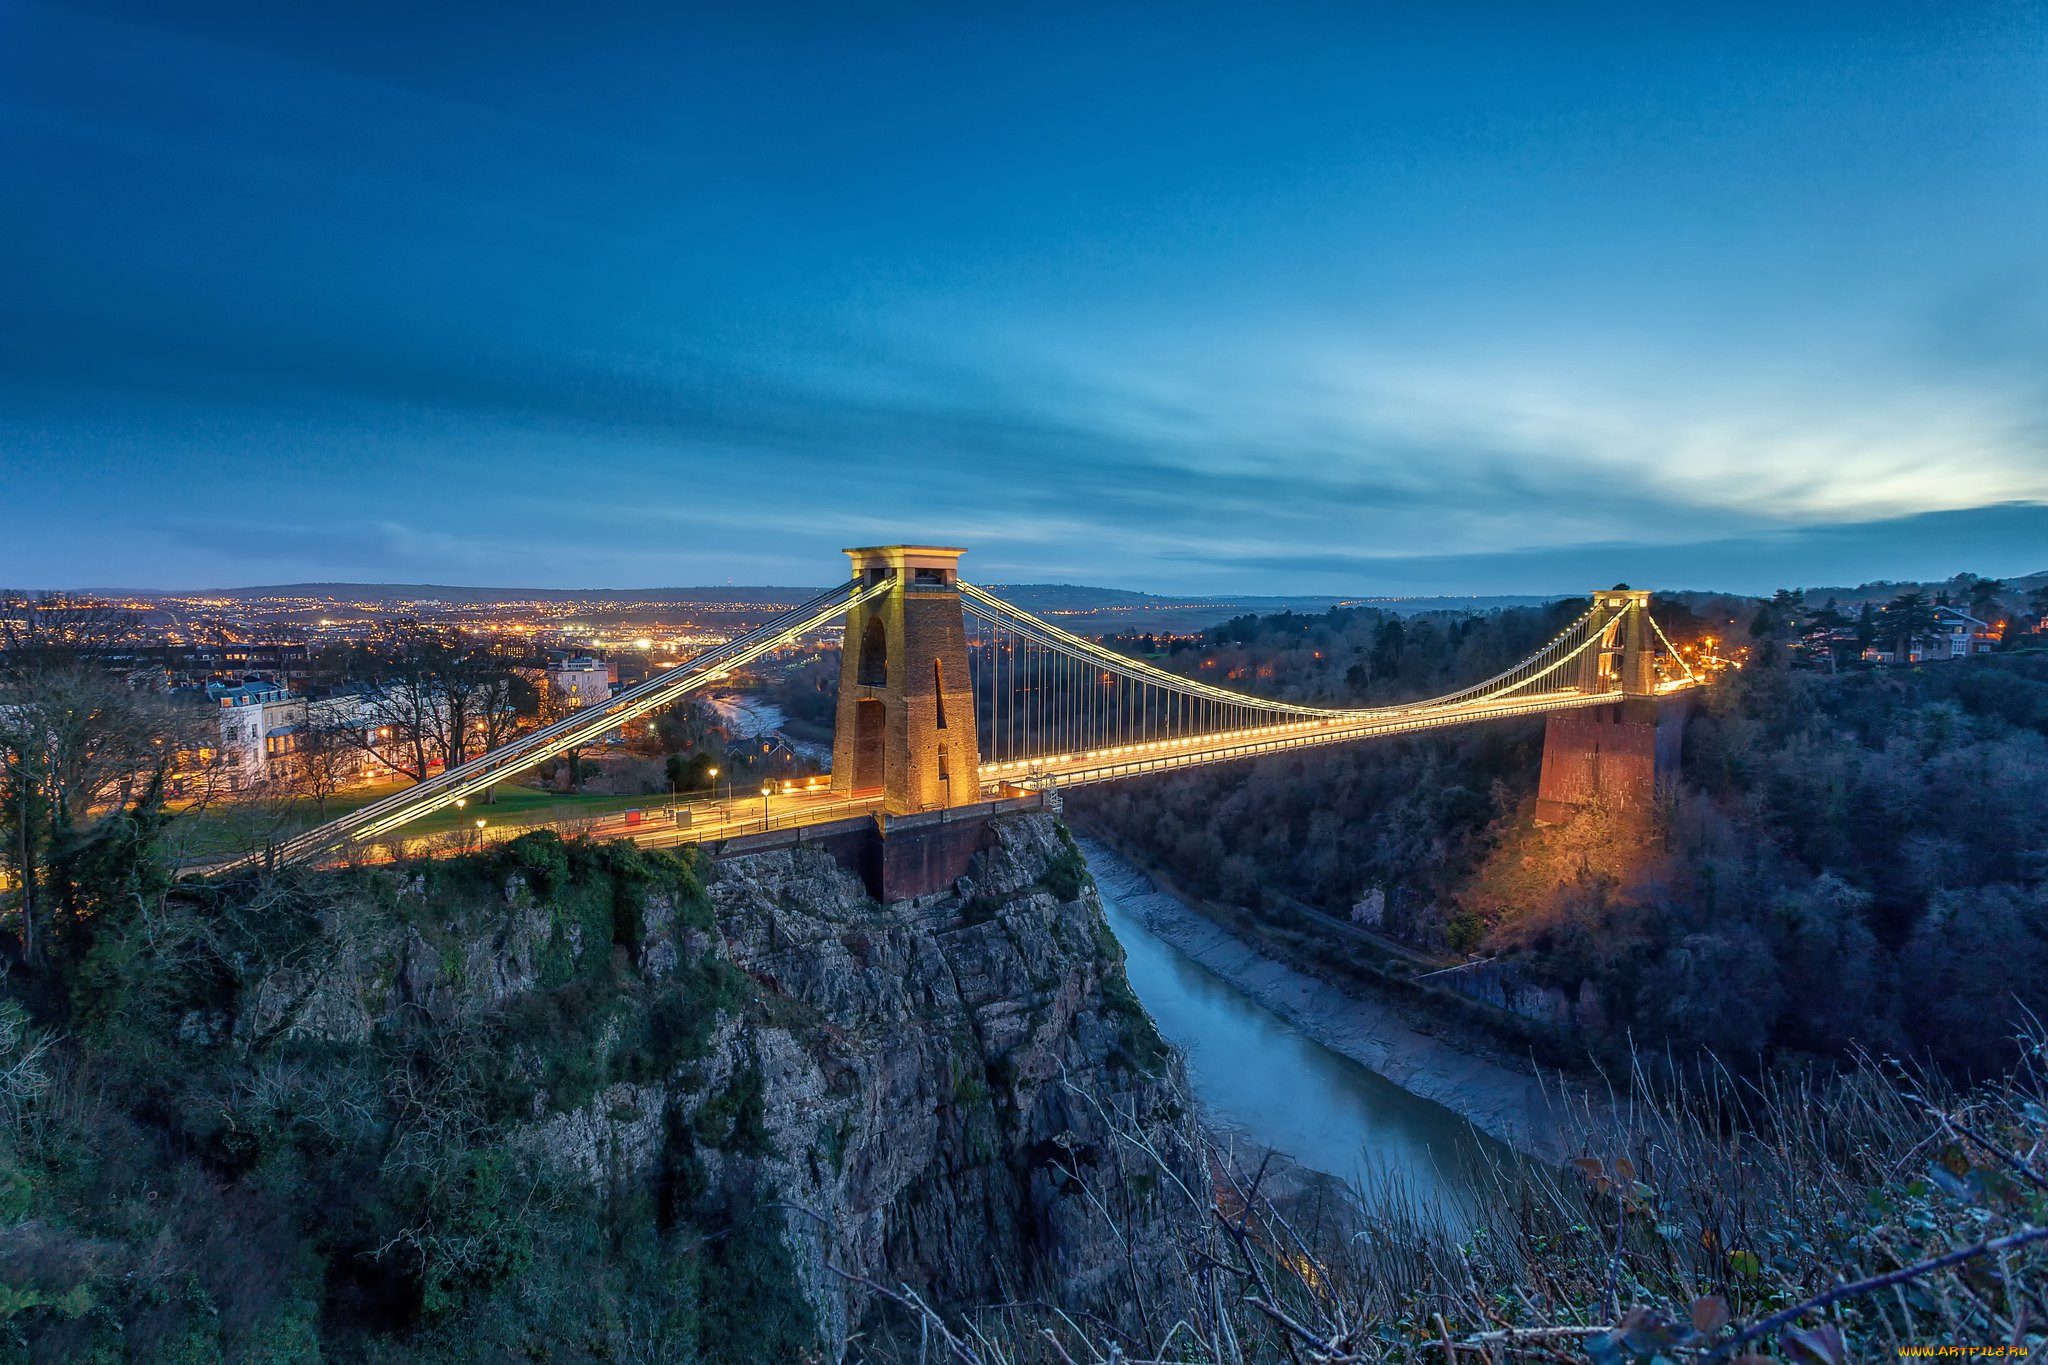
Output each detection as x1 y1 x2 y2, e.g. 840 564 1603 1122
1080 836 1574 1163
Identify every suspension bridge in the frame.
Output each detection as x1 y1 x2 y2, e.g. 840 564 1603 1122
227 545 1701 881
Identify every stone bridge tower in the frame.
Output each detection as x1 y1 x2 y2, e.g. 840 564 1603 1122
1536 589 1687 823
831 546 982 815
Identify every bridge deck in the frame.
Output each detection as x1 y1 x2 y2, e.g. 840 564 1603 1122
980 682 1691 792
199 568 1700 874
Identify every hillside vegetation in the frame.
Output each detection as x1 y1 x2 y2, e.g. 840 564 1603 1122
1074 607 2048 1075
0 837 817 1361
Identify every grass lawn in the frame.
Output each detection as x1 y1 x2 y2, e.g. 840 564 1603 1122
396 785 658 839
170 780 687 861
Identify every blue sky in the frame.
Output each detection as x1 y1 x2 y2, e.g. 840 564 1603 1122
3 0 2044 594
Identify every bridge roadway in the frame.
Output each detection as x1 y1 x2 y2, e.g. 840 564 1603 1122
610 787 881 851
979 680 1691 793
204 557 1699 873
274 682 1691 870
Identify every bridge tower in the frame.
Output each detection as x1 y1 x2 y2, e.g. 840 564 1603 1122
831 546 983 815
1537 589 1685 823
1575 589 1657 698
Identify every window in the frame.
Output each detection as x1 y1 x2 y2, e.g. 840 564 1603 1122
932 659 947 728
938 742 950 782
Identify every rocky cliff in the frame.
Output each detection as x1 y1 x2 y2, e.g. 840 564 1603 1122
700 814 1197 1354
3 813 1198 1362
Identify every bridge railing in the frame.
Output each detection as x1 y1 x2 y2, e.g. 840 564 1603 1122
959 583 1653 777
213 570 1700 872
221 576 893 872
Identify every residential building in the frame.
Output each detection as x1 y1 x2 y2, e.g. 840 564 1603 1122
548 656 612 710
1931 606 1999 658
730 733 799 775
213 680 469 790
212 681 302 789
1862 606 1999 665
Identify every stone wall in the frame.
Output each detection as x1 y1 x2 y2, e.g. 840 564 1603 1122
1533 695 1688 824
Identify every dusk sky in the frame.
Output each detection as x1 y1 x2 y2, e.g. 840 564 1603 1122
3 1 2044 595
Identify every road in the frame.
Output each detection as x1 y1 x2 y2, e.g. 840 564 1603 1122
596 785 881 849
978 684 1679 791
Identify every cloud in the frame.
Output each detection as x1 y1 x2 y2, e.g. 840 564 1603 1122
5 1 2043 594
1192 502 2048 596
156 518 501 576
17 314 2045 593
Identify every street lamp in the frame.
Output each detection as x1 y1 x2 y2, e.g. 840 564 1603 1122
761 782 771 832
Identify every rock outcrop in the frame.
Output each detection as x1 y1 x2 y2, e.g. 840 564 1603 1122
231 813 1196 1360
698 813 1197 1354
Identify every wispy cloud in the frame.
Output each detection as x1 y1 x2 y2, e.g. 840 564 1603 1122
3 1 2043 592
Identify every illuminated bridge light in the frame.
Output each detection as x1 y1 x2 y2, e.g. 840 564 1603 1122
242 572 1696 869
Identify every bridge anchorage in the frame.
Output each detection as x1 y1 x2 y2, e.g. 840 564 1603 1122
221 547 1701 894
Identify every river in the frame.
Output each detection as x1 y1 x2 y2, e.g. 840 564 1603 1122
1082 839 1522 1224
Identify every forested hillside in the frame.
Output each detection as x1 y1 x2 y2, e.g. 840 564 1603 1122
1073 604 2048 1074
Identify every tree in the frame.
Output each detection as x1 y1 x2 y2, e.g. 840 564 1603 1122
349 669 443 784
1906 884 2048 1074
1753 587 1803 641
1957 574 2007 625
329 626 537 787
287 711 355 821
664 750 716 795
1369 617 1405 680
1883 591 1936 661
1804 597 1849 671
440 658 536 771
536 678 581 727
0 593 212 967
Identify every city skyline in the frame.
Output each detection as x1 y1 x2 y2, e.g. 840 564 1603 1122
4 1 2045 594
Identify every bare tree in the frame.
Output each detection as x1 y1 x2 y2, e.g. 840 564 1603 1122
286 714 355 821
324 626 536 788
439 654 537 769
346 672 442 784
0 592 214 963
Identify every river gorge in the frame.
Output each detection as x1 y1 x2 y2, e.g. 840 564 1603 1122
1080 835 1563 1224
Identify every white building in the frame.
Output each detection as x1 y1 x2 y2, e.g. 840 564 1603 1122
1864 606 2000 665
213 682 303 790
549 656 612 710
214 681 460 790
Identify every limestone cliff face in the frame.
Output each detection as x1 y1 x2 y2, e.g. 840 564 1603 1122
242 812 1195 1359
699 814 1195 1354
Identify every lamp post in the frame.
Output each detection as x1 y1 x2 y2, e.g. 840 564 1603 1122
761 783 771 832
